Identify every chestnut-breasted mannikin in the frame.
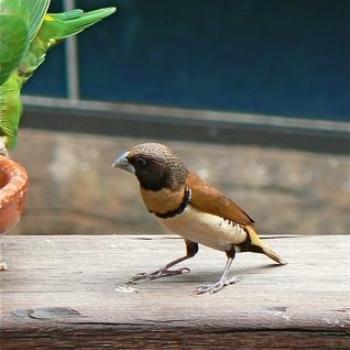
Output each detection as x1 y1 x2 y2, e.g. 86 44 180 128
113 143 286 294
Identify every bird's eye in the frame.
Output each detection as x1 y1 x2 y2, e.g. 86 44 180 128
135 158 147 167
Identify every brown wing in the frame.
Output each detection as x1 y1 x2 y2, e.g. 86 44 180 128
186 172 255 226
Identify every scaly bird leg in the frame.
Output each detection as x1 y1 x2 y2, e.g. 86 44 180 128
195 249 238 295
0 138 10 269
128 240 198 284
0 137 9 157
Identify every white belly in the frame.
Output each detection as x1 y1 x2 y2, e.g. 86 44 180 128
157 205 247 252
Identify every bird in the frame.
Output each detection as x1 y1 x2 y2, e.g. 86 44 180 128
0 0 51 155
0 1 116 156
112 143 287 295
0 0 51 86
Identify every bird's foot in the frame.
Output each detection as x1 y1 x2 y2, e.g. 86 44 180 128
0 147 9 158
0 138 9 158
128 266 191 284
195 276 238 295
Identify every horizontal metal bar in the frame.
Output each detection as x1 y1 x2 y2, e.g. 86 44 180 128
23 95 349 132
22 95 350 155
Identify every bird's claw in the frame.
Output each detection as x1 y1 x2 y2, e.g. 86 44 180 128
195 276 238 295
128 266 191 284
0 147 9 158
146 267 190 281
195 281 224 295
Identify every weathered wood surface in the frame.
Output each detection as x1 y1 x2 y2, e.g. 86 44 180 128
0 234 349 349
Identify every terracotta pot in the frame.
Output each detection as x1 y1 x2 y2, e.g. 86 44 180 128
0 156 29 234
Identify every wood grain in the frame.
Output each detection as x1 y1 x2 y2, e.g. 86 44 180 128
0 234 349 349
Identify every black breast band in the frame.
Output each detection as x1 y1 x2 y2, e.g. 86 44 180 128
150 187 192 219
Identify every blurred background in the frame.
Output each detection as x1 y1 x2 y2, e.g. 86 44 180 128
12 0 350 235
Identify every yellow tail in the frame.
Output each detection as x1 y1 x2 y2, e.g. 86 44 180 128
245 226 287 265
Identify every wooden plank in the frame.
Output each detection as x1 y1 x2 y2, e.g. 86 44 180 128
0 235 349 349
1 330 350 350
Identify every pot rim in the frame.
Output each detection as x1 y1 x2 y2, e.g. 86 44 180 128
0 156 28 208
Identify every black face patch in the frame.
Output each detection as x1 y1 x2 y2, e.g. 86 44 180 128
128 154 188 191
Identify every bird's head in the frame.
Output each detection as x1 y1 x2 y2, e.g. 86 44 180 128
112 143 188 191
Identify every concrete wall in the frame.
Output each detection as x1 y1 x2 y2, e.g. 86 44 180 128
10 129 350 235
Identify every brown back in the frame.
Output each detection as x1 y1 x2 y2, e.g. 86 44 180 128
186 172 255 226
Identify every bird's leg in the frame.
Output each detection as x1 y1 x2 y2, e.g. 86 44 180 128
128 240 198 284
195 249 237 295
0 137 9 157
0 138 8 268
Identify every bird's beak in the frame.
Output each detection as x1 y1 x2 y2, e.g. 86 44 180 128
112 151 135 174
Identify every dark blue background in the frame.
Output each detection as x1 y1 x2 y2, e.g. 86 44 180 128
25 0 350 121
